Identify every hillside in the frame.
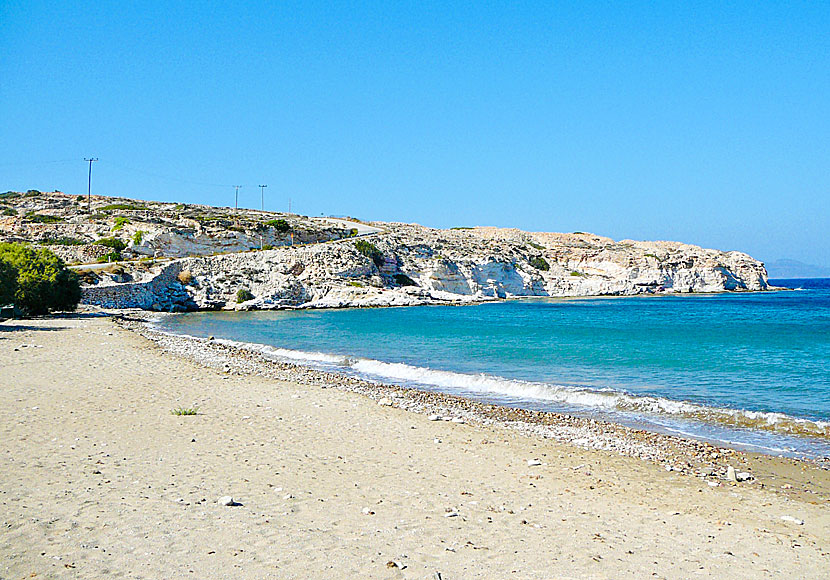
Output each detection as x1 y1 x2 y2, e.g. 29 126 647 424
0 190 771 311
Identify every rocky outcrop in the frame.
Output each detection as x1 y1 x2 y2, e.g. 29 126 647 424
85 223 770 311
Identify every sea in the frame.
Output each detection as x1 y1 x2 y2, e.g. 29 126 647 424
156 278 830 458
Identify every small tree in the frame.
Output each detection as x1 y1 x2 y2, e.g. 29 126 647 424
0 243 81 315
0 259 16 305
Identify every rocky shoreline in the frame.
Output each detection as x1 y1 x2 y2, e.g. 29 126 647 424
113 309 829 500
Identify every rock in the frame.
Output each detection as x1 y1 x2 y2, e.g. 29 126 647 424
736 471 753 482
428 415 441 421
451 418 465 424
726 466 737 482
218 496 239 506
780 515 804 525
527 459 542 467
362 507 375 515
377 397 393 406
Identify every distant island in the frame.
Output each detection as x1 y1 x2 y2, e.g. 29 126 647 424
765 259 830 280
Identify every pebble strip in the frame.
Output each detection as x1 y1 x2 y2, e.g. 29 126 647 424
114 310 826 484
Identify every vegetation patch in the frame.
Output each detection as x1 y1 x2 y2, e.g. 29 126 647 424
100 203 146 211
450 226 473 230
529 256 550 271
265 219 291 233
0 242 81 315
570 271 586 277
42 236 85 246
132 230 145 245
236 288 254 303
348 280 364 287
112 216 130 231
2 208 18 216
171 407 199 416
25 212 64 224
354 239 384 267
528 241 544 250
0 191 20 199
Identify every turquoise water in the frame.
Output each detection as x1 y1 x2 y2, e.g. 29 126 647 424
158 279 830 457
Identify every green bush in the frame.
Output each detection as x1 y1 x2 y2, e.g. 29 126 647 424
0 191 20 199
265 219 291 233
393 273 417 286
100 203 146 211
0 259 16 305
354 240 384 268
112 216 130 231
42 236 85 246
132 230 145 245
24 212 64 224
0 243 81 315
96 237 126 252
529 256 550 271
2 208 17 216
236 288 254 303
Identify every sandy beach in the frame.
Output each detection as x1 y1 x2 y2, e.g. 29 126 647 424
2 313 829 579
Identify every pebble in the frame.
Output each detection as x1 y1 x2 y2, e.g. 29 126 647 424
451 418 465 424
218 496 237 506
377 398 393 406
527 459 542 467
736 471 753 482
780 515 804 525
362 507 375 515
428 415 441 421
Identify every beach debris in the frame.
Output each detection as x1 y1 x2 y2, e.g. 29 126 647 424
362 507 375 515
444 509 460 517
218 496 240 506
386 560 406 569
434 438 442 444
377 397 393 406
736 471 753 482
527 459 543 467
428 415 441 421
780 515 804 525
726 466 738 482
708 481 720 487
282 493 294 500
433 572 443 580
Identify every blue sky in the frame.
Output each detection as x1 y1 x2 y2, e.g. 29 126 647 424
1 1 828 267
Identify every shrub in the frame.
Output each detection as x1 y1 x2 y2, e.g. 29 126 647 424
96 252 121 263
529 256 550 271
42 237 85 246
528 241 544 250
348 280 364 287
171 407 199 416
96 237 126 252
24 190 42 197
262 244 274 251
0 259 16 305
450 226 473 230
2 208 17 216
25 212 64 224
570 271 585 277
100 203 146 211
354 240 384 268
265 219 291 233
393 273 417 286
348 228 359 237
132 230 145 245
0 191 20 199
0 243 81 315
236 288 254 303
177 270 194 285
112 216 130 231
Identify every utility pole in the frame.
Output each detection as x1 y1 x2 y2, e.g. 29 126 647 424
288 197 292 214
259 184 267 212
84 157 98 212
234 185 241 211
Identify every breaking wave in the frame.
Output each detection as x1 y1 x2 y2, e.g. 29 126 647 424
216 337 830 440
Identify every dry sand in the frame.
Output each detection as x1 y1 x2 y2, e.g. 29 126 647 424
1 314 829 579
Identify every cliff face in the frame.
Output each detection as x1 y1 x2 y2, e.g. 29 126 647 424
148 223 769 311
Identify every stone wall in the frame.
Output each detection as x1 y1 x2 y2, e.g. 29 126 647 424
81 261 192 311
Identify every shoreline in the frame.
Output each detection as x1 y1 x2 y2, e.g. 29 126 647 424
116 309 830 499
3 311 829 578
